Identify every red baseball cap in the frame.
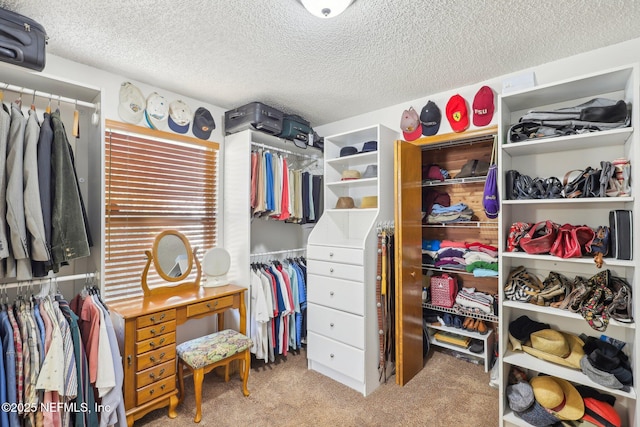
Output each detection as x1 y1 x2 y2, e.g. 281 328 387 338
446 94 469 133
400 107 422 141
472 86 495 127
582 398 621 427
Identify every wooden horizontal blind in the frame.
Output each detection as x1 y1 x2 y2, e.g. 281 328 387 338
104 121 219 301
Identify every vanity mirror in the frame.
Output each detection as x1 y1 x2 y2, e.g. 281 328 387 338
141 229 202 296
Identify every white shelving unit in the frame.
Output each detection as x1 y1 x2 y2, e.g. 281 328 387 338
498 64 639 427
306 124 398 396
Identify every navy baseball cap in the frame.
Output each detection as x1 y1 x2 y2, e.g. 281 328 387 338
420 100 441 136
193 107 216 140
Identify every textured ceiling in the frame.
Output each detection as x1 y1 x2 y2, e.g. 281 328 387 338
2 0 640 126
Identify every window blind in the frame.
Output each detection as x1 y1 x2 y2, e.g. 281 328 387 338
104 120 219 301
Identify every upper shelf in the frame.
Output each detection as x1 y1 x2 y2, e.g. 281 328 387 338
422 176 487 187
326 151 377 167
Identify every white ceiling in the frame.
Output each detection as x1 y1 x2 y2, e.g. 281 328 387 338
2 0 640 126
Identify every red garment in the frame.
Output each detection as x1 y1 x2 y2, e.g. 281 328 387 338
277 157 290 221
250 151 258 209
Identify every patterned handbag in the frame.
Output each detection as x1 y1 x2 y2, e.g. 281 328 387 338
430 274 458 308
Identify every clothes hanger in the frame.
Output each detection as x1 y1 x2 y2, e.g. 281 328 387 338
45 94 51 114
30 91 36 111
72 99 80 138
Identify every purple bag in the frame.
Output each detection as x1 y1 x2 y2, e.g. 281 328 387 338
483 139 499 219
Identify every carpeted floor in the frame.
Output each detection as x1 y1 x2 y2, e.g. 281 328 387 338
136 348 499 427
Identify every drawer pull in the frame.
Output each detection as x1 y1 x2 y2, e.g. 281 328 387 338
330 323 334 327
329 291 334 296
329 268 334 273
160 384 166 390
206 301 219 310
149 373 155 380
127 355 132 366
150 313 166 323
149 338 165 349
330 353 334 358
329 252 334 257
149 389 155 395
150 325 166 335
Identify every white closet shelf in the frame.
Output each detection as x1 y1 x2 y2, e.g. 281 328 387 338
422 264 498 278
504 351 637 400
326 178 377 188
503 300 636 330
422 176 487 187
325 208 378 213
422 303 499 323
502 252 636 267
503 196 634 205
501 127 633 156
423 221 498 229
325 151 377 166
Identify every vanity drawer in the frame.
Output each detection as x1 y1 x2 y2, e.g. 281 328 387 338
187 295 234 317
136 332 176 355
307 260 364 282
136 309 176 328
136 346 176 371
307 274 364 315
307 245 364 265
307 303 364 349
136 359 176 388
136 320 176 342
307 332 364 382
136 376 175 406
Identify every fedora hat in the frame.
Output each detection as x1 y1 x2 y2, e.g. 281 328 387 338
360 196 377 209
340 146 358 157
522 329 584 369
530 376 584 421
341 170 361 180
335 196 355 209
361 164 377 179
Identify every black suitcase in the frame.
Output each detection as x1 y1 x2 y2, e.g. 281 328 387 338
609 210 633 260
0 8 48 71
224 102 283 136
278 114 313 144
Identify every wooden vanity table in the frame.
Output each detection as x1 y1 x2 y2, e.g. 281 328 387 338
109 284 247 426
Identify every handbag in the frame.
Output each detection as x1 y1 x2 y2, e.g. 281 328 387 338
483 138 499 219
550 224 595 259
430 274 458 308
506 222 533 252
519 220 558 254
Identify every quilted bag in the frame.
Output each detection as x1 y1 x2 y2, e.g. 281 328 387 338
430 274 458 308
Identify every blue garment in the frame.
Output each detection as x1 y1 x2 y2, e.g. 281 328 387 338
33 303 46 364
0 310 19 427
292 263 306 348
264 152 275 211
0 312 7 427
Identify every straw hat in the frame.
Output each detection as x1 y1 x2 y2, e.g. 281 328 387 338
360 196 377 209
341 170 361 180
522 329 584 369
530 376 584 421
335 197 355 209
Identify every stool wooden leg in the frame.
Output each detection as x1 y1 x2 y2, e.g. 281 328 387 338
193 367 204 423
241 350 250 397
224 363 230 382
177 361 185 404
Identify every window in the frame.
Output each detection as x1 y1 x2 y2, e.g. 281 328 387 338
104 120 219 301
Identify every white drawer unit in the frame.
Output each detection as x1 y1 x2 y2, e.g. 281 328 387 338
307 244 364 265
307 259 364 282
307 332 365 382
307 302 365 349
306 274 364 316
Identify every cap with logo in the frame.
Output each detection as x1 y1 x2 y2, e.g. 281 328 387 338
118 82 145 124
446 94 469 133
400 107 422 141
472 86 495 127
144 92 169 130
193 107 216 140
168 100 193 134
420 100 441 136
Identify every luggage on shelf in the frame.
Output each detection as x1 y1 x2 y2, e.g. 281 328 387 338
609 209 633 260
0 7 48 71
224 101 284 136
278 113 313 144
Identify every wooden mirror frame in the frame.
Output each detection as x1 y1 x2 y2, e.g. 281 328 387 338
141 230 202 296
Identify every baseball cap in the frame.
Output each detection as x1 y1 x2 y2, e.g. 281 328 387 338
193 107 216 140
144 92 169 130
400 107 422 141
472 86 495 127
168 100 193 134
420 101 441 136
446 94 469 132
118 82 145 124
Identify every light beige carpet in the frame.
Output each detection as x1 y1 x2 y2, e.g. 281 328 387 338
136 348 499 427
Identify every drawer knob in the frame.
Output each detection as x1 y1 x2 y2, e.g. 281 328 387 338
206 301 219 310
329 268 334 273
150 356 155 362
150 325 166 336
149 373 156 380
330 323 334 327
329 291 334 296
330 353 334 358
149 389 155 395
329 252 334 257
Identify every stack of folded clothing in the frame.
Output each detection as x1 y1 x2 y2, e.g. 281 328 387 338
434 239 467 270
455 287 495 314
427 202 474 224
464 242 498 277
422 239 441 266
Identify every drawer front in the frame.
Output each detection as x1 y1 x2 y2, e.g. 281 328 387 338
136 309 176 328
136 359 176 388
307 303 364 349
136 375 175 406
136 332 176 355
137 346 176 371
307 274 364 315
136 320 176 342
307 331 364 382
307 260 364 282
307 245 364 265
187 295 234 318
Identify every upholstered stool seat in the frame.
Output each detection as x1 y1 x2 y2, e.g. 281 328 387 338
177 329 252 423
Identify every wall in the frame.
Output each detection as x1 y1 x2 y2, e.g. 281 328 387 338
315 37 640 139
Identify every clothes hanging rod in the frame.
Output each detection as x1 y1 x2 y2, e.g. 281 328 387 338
251 141 321 160
0 272 98 290
0 81 97 110
250 248 307 257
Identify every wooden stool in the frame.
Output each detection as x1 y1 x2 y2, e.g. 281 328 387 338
176 329 252 423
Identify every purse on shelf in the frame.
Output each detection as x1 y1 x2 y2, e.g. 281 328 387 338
550 224 595 259
506 222 533 252
519 220 558 254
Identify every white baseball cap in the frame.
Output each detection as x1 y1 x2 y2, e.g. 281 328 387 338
144 92 169 130
168 100 192 134
118 82 145 124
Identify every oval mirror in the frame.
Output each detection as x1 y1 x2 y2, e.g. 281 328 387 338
153 230 193 281
202 247 231 287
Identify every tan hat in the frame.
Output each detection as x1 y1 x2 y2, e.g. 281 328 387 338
335 197 355 209
530 376 584 421
360 196 377 209
522 329 584 369
341 170 361 180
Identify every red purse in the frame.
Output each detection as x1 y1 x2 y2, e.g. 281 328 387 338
519 220 558 254
550 224 595 258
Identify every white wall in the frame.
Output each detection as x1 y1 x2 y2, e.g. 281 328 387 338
315 37 640 138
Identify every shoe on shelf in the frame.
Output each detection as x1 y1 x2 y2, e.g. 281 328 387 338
442 313 453 327
469 339 484 354
453 315 463 329
462 317 474 330
476 320 488 335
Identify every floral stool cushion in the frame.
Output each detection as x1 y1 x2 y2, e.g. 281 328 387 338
177 329 253 369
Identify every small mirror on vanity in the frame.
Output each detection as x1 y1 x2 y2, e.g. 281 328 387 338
141 230 202 296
